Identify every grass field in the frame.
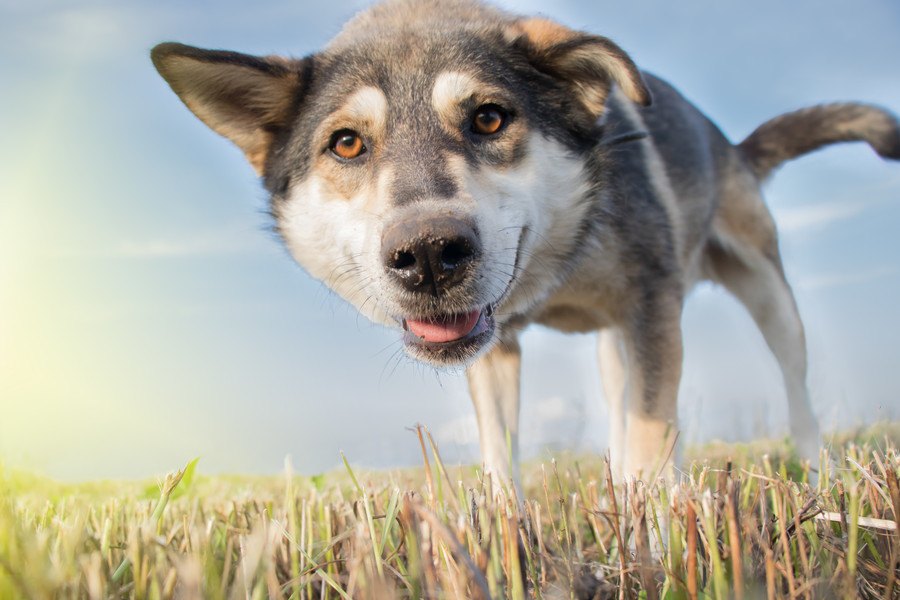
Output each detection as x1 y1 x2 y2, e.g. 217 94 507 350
2 423 899 599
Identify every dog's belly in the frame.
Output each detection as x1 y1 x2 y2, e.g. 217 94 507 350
532 304 609 333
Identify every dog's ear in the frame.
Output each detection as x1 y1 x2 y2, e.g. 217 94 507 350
151 43 309 175
508 17 650 120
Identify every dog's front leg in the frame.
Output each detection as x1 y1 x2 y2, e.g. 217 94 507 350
620 299 683 482
466 334 522 495
598 328 629 479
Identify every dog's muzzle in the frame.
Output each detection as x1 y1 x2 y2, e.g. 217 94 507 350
381 215 495 362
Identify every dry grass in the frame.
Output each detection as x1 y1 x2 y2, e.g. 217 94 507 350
1 423 899 599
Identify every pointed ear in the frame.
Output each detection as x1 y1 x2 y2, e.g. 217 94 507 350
151 42 309 175
508 17 650 120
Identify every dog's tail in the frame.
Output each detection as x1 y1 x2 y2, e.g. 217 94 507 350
738 102 900 180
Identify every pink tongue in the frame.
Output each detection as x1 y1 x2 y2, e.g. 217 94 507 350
406 309 482 343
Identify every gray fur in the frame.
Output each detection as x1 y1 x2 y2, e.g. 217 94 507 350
739 103 900 179
151 0 900 485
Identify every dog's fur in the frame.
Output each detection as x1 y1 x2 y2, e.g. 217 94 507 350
151 0 900 486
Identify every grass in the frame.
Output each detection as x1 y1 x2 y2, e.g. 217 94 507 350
1 423 899 599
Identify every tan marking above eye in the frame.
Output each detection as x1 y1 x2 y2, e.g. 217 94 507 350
330 130 366 160
472 105 506 135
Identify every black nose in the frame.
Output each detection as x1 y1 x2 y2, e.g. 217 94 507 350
382 216 481 295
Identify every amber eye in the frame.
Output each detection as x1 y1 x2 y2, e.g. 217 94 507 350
471 104 507 136
329 130 366 160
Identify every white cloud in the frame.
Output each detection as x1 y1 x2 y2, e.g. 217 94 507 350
797 265 897 292
435 414 478 447
45 223 279 259
772 201 866 234
771 174 900 235
0 4 152 60
434 396 593 452
116 225 278 258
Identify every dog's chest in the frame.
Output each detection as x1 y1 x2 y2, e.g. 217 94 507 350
529 279 627 333
519 237 633 333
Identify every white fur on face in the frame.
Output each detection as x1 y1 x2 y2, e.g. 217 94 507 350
279 166 397 329
340 85 389 133
431 71 479 125
463 133 592 321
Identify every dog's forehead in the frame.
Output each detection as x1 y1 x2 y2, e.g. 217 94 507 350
327 0 514 51
319 30 514 108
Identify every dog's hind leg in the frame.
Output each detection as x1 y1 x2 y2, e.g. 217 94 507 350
598 327 629 479
467 333 522 496
706 222 821 469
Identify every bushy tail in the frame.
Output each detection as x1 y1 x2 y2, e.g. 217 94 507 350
738 103 900 180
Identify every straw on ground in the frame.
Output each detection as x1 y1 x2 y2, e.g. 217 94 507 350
1 423 898 599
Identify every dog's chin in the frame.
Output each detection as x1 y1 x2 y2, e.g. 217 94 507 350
401 305 496 366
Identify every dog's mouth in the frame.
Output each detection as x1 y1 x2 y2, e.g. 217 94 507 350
401 305 495 362
394 224 528 365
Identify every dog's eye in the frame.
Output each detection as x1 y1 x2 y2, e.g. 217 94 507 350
329 130 366 160
471 105 507 136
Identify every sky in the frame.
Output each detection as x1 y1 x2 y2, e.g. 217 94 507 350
1 0 899 481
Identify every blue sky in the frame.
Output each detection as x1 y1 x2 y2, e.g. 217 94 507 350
1 0 899 481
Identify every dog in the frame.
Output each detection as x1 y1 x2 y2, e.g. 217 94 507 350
151 0 900 488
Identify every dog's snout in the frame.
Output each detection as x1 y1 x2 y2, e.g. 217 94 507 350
382 217 480 295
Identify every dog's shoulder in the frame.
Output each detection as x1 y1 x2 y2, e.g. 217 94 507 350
603 73 736 199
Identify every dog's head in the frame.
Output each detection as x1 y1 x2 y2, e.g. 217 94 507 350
152 0 649 366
